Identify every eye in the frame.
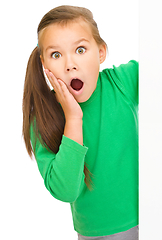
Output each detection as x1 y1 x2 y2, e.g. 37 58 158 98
76 47 86 54
51 52 62 59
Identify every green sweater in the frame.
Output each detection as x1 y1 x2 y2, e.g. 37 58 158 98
30 60 138 237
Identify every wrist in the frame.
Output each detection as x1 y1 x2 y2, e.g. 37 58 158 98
64 118 83 146
65 111 83 121
65 116 83 122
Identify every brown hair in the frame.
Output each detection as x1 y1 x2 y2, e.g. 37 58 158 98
22 5 107 189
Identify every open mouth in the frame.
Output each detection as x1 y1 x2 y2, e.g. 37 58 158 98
70 78 84 91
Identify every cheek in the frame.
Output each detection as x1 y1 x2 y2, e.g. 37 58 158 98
86 57 100 88
44 59 62 77
84 50 100 70
85 57 100 76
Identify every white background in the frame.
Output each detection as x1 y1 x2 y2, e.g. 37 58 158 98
139 0 162 239
0 0 161 239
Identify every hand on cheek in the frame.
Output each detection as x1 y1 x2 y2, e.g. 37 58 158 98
44 69 83 120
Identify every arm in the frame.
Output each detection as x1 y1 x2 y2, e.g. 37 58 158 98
30 70 87 202
64 118 83 146
45 70 83 145
112 60 139 105
30 125 87 202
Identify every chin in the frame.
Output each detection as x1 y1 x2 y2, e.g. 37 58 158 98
76 95 91 103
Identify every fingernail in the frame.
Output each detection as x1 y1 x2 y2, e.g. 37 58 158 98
49 71 53 77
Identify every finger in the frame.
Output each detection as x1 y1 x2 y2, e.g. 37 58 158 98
57 79 67 90
45 69 61 92
44 69 56 86
57 79 71 98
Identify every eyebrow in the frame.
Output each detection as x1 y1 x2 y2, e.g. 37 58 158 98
74 38 90 45
45 38 90 52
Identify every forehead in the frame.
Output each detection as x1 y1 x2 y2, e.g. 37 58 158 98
39 19 94 48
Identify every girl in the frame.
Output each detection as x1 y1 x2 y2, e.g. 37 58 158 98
23 5 138 240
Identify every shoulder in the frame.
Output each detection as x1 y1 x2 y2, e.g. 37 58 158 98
101 60 138 79
100 60 139 104
113 60 138 80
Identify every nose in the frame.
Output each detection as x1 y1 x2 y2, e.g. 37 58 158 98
65 55 78 72
67 66 77 72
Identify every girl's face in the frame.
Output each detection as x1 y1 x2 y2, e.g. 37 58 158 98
40 19 106 103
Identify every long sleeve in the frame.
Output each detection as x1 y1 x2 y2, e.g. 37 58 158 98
103 60 139 106
30 125 88 203
112 60 139 105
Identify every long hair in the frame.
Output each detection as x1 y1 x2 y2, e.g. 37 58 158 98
23 5 107 189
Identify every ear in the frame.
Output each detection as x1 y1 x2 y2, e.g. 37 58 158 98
99 44 107 64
